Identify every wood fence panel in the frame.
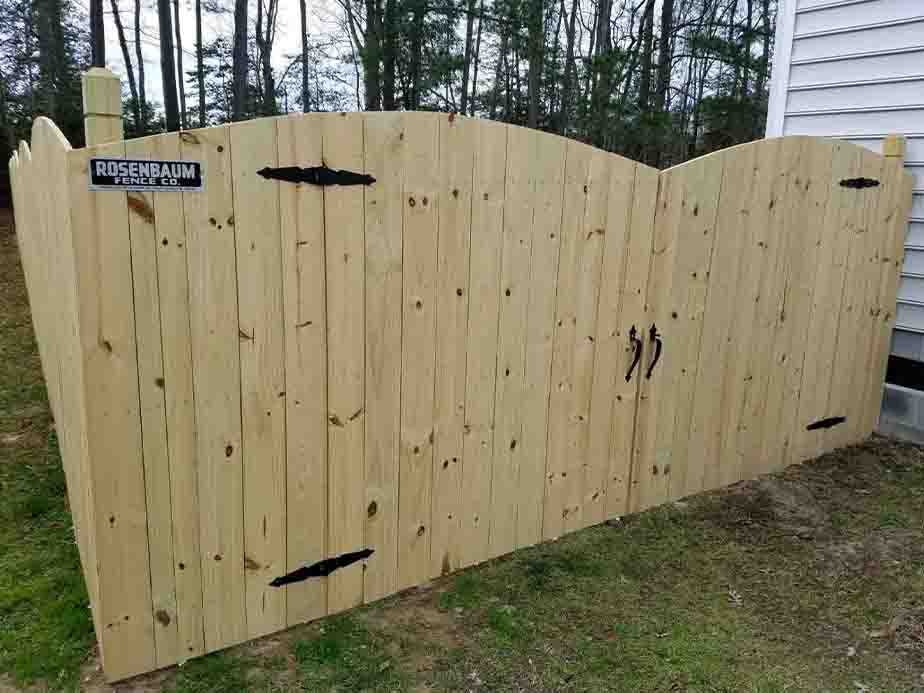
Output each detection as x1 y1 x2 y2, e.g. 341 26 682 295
715 140 781 488
362 113 403 598
860 165 915 436
124 134 180 667
459 121 507 568
323 113 367 613
516 133 567 548
397 113 440 589
488 124 536 558
181 125 247 651
277 114 329 625
830 149 887 450
583 156 637 529
431 114 475 576
68 141 157 679
13 113 914 681
145 132 207 659
659 154 724 504
859 166 914 436
604 164 658 518
794 142 865 462
543 141 599 538
737 138 805 481
229 118 288 638
772 139 834 471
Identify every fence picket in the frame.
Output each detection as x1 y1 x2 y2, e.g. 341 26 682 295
278 114 329 624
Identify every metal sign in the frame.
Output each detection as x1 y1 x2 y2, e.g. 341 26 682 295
89 157 204 192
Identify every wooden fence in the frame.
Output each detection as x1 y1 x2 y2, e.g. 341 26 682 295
8 69 914 681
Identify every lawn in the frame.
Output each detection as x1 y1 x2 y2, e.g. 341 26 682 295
1 208 922 692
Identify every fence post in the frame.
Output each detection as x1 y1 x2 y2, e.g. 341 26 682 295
883 134 906 164
82 68 123 147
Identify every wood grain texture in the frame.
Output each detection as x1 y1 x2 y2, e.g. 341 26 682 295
278 114 329 625
459 120 507 567
181 125 247 651
397 113 440 589
516 133 568 547
68 140 157 679
17 115 913 681
323 113 367 612
230 118 287 638
361 112 403 600
430 114 475 576
124 134 180 667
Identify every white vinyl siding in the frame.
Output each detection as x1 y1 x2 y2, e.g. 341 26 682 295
769 0 924 360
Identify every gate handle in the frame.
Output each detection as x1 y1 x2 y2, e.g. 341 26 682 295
645 324 662 379
625 325 642 382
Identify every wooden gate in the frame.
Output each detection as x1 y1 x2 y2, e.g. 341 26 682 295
9 93 913 680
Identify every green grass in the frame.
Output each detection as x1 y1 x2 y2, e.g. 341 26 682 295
2 210 924 691
292 615 404 691
0 214 95 690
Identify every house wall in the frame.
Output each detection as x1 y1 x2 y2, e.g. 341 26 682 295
767 0 924 441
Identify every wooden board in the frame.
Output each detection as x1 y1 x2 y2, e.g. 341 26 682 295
770 139 834 471
488 123 536 557
859 163 914 434
229 118 287 638
68 141 157 679
605 164 658 519
277 114 329 625
181 125 247 650
828 149 886 450
631 152 724 511
685 143 760 496
736 138 804 480
142 132 207 659
361 112 403 597
714 140 781 488
458 120 507 567
581 155 637 529
516 133 567 547
323 113 367 612
861 166 915 434
793 142 864 462
396 113 440 589
430 114 475 576
543 140 602 538
124 134 180 667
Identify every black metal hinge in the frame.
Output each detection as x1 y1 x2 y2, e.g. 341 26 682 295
269 548 374 587
258 165 376 187
806 416 846 431
839 178 879 189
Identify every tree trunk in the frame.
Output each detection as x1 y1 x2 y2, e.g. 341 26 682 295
460 0 477 115
469 0 484 115
556 0 579 134
638 0 654 110
173 0 187 128
158 0 181 130
653 0 673 113
526 0 543 128
363 0 382 110
408 0 426 109
232 0 248 120
382 0 397 109
196 0 205 126
300 0 310 110
134 0 147 132
90 0 105 66
110 0 140 130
